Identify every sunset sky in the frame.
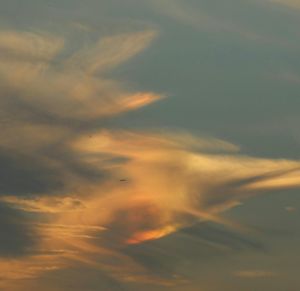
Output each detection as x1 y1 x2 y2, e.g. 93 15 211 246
0 1 300 290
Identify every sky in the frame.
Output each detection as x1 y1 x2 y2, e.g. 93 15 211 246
0 0 300 290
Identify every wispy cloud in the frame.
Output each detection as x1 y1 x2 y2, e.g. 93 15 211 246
0 26 300 290
0 27 163 288
0 29 160 121
149 0 262 40
3 128 300 287
267 0 300 9
234 270 276 278
274 71 300 84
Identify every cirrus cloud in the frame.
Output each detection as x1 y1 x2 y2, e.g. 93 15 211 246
0 26 300 290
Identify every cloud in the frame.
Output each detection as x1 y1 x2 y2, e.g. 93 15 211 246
0 196 85 214
2 128 300 287
0 28 162 197
267 0 300 9
0 148 64 196
0 30 64 62
285 206 297 212
65 30 156 74
0 203 38 257
273 71 300 84
149 0 300 50
0 26 300 290
0 26 164 288
234 270 276 278
5 129 296 287
0 29 160 123
149 0 262 40
181 222 264 252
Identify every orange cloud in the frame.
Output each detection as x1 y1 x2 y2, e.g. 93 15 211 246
2 128 300 287
0 29 161 121
1 27 300 289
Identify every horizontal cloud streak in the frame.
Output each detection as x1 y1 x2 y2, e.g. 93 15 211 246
267 0 300 8
234 270 276 278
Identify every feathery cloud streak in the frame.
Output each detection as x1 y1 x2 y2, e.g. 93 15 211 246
0 27 300 290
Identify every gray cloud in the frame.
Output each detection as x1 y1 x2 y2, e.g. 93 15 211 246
0 203 37 257
0 148 64 196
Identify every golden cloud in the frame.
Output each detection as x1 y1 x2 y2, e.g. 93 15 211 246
0 27 300 289
3 129 300 287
